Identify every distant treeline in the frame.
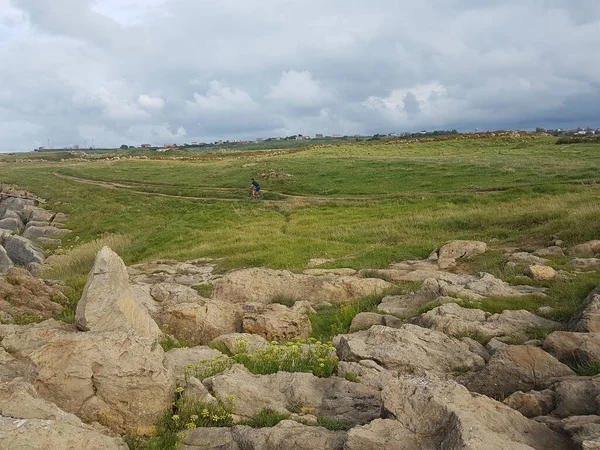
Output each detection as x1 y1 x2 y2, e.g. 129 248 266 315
556 135 600 145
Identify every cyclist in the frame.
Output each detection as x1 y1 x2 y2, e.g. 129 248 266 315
250 178 261 199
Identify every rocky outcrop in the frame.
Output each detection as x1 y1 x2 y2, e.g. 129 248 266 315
209 333 270 355
418 303 560 339
241 303 312 340
552 378 600 418
0 268 67 323
567 285 600 332
180 421 346 450
30 331 175 433
0 319 74 355
164 346 225 382
428 240 487 268
4 235 44 268
463 346 574 399
525 265 557 280
543 331 600 365
569 240 600 257
212 268 391 305
345 376 571 450
204 365 381 427
75 247 162 339
336 325 485 377
508 252 550 265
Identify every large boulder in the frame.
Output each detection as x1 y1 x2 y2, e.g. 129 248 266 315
159 300 240 345
212 268 391 305
503 389 556 418
19 205 55 223
418 303 560 339
22 226 71 240
428 240 487 268
376 278 442 317
543 331 600 365
569 240 600 257
204 365 381 427
75 247 161 339
567 258 600 267
508 252 550 266
241 303 312 341
30 331 175 433
336 325 485 377
0 245 14 275
0 217 24 233
552 378 600 418
150 282 205 304
345 376 570 450
463 346 574 399
525 265 556 280
0 268 67 323
567 285 600 332
3 235 44 268
180 421 346 450
0 319 74 355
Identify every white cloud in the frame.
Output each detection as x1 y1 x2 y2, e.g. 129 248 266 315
187 81 258 112
266 70 334 108
138 94 165 110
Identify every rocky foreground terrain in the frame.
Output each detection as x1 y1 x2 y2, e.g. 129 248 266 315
0 188 600 449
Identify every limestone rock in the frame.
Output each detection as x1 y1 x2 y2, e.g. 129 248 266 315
428 240 487 268
503 389 555 418
463 345 574 399
543 331 600 365
349 312 385 332
0 319 74 355
461 336 490 361
336 324 485 377
353 376 571 450
509 252 550 265
376 278 443 317
568 258 600 268
75 247 162 339
179 427 239 450
30 331 175 433
35 237 62 246
525 265 556 280
486 337 509 354
212 267 391 305
205 365 381 427
0 268 66 323
209 333 269 355
182 376 217 404
0 417 128 450
242 303 311 341
0 245 14 275
0 217 24 233
20 205 54 223
568 286 600 332
22 226 71 240
150 282 204 304
534 246 565 257
164 346 225 383
418 303 560 339
4 235 44 268
552 378 600 418
569 240 600 257
159 300 240 345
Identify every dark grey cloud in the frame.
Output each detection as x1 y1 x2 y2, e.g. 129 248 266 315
0 0 599 151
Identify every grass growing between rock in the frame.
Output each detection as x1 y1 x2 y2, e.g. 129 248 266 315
239 408 290 428
159 335 190 351
316 416 350 431
574 361 600 377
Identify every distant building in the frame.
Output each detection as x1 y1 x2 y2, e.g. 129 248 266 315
140 144 151 148
332 133 341 137
315 134 323 138
256 138 264 142
164 143 176 148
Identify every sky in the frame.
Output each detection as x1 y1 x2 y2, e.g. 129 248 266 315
0 0 599 151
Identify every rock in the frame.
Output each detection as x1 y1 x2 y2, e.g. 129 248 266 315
0 347 36 383
0 417 128 450
463 272 545 297
0 209 22 221
150 282 204 303
242 303 311 341
336 361 398 390
0 229 12 244
180 421 346 450
30 331 175 433
525 265 557 280
568 258 600 267
35 237 62 246
376 278 441 317
159 300 240 345
291 300 317 314
128 260 216 286
0 245 14 275
569 241 600 257
350 376 571 450
509 252 550 265
182 376 217 404
307 258 336 267
20 205 55 222
552 378 600 418
534 246 565 257
209 333 269 355
0 268 67 323
543 331 600 365
503 389 555 418
0 196 35 213
75 247 162 339
24 221 51 229
336 325 485 377
461 337 490 361
4 235 44 268
0 218 24 233
568 286 600 332
205 365 381 427
428 240 487 268
51 212 69 224
463 345 574 399
0 319 74 355
536 306 555 316
212 268 391 306
22 226 71 240
164 346 225 383
486 337 509 354
418 303 560 339
349 312 385 332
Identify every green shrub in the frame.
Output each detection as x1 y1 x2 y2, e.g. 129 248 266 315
184 355 231 381
239 408 290 428
159 335 189 351
574 360 600 376
316 416 348 431
344 371 360 382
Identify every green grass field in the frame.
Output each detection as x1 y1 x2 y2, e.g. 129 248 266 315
1 134 599 323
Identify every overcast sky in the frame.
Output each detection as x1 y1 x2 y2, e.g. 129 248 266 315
0 0 599 151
